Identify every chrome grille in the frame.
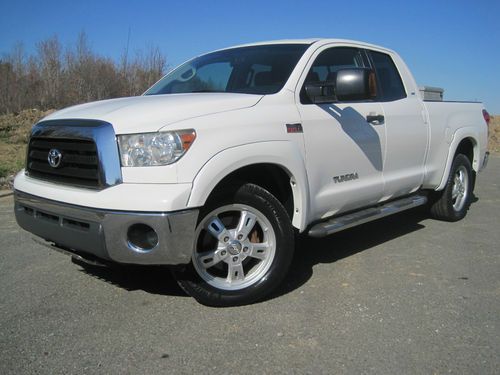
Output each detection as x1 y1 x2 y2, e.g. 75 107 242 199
26 119 122 189
27 137 100 187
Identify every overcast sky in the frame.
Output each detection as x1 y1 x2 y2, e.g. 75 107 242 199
1 0 499 113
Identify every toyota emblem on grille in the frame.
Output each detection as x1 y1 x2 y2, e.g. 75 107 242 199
47 149 62 168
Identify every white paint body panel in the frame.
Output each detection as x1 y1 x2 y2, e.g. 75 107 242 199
15 39 488 231
42 93 263 135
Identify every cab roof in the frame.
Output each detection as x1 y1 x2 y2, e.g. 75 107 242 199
214 38 396 55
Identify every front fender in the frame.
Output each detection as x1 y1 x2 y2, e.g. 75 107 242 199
186 141 310 231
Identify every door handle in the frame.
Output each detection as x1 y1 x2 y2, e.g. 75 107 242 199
366 114 384 125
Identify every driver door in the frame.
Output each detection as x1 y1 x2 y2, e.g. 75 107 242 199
297 46 386 220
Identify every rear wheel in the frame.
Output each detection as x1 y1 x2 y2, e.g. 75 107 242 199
430 154 473 221
173 183 294 307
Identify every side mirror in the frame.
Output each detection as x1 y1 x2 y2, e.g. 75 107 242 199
304 82 336 104
335 68 376 101
304 68 376 103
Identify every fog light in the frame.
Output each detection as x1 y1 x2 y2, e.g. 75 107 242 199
127 224 159 252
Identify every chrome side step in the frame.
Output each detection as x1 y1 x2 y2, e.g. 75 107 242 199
308 195 427 238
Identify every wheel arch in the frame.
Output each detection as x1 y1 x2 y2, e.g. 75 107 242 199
186 142 310 231
436 128 480 191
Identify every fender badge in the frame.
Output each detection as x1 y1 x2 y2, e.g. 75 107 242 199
286 123 303 133
333 173 359 183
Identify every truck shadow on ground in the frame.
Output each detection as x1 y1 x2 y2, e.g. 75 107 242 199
74 258 187 297
271 206 429 300
273 194 479 301
75 206 431 302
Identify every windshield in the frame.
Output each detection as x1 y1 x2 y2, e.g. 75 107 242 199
144 44 309 96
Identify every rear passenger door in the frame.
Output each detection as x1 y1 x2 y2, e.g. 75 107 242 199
367 50 428 199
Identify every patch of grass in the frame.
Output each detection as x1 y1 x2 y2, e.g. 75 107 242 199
0 143 27 178
0 109 53 180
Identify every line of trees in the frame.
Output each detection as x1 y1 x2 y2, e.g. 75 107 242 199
0 32 167 114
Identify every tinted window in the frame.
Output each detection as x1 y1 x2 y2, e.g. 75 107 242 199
145 44 309 95
369 51 406 101
306 47 367 83
169 62 232 93
301 47 368 103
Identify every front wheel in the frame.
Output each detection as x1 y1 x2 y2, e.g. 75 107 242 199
430 153 473 221
173 183 294 307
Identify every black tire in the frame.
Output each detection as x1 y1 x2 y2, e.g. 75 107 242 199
430 154 473 222
173 183 294 307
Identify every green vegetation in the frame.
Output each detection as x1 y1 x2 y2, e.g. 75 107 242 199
0 109 51 180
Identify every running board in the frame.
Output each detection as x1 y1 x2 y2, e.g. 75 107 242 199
308 195 427 238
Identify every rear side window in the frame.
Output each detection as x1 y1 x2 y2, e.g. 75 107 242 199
369 51 406 101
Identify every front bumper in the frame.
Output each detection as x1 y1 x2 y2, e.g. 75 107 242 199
14 191 199 265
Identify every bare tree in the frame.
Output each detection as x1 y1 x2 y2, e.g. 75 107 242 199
0 32 168 114
37 36 63 108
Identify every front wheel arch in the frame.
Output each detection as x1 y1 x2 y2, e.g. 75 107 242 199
185 142 310 231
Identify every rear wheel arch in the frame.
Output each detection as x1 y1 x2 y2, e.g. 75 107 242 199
455 137 476 170
436 131 479 192
430 153 473 221
454 137 477 190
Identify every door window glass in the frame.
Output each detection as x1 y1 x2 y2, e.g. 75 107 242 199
369 51 406 101
301 47 367 103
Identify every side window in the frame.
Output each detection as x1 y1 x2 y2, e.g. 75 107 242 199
301 47 367 103
369 51 406 101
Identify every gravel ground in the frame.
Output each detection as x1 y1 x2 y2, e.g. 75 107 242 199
0 157 499 374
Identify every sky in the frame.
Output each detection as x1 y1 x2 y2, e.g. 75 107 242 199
1 0 499 113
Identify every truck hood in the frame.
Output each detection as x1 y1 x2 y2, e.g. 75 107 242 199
42 93 263 134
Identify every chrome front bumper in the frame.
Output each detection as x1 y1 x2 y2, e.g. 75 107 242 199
14 191 199 265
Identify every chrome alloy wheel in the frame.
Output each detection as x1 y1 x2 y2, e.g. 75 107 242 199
192 204 276 291
451 165 469 211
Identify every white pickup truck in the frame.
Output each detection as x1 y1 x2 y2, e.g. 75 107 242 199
14 39 490 306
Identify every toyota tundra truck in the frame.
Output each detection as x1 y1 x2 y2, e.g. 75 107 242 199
14 39 490 306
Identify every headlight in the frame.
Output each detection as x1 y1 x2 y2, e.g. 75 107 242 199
118 130 196 167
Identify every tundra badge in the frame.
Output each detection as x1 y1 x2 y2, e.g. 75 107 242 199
333 173 359 183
